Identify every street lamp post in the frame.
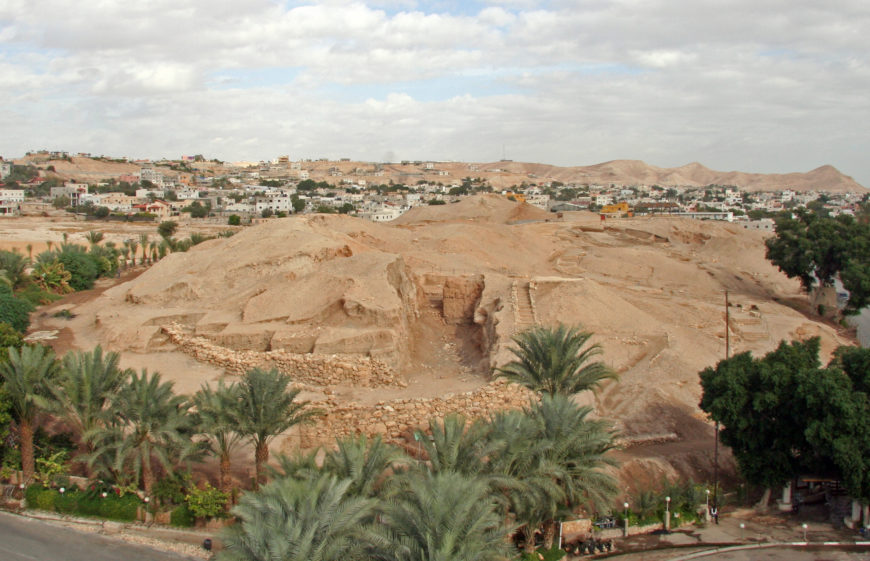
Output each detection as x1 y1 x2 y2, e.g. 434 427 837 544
624 502 630 537
802 523 808 542
705 489 711 522
739 522 745 541
665 496 671 532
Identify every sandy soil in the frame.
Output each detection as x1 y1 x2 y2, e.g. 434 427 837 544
10 195 859 487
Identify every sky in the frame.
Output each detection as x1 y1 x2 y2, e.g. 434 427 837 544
1 0 869 186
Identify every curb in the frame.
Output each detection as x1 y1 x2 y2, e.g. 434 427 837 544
669 541 870 560
2 507 221 548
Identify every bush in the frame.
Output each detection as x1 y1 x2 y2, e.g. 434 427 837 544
185 483 228 519
16 283 63 307
57 252 99 291
0 294 33 332
25 484 47 506
227 214 241 226
170 504 196 527
55 489 80 514
0 322 23 351
153 471 191 507
99 493 141 521
520 547 566 561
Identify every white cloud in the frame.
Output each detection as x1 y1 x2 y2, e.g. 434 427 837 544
0 1 868 185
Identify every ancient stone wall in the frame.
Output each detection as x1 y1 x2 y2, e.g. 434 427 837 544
297 378 538 447
442 275 484 324
162 323 402 388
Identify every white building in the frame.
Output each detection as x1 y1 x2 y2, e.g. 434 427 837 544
255 191 294 214
0 161 11 180
0 189 25 216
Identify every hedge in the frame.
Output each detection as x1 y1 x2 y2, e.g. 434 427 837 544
25 485 141 522
170 504 196 527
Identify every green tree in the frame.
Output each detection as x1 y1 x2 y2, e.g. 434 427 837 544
801 346 870 501
51 346 130 465
85 231 104 246
321 434 405 498
220 474 377 561
0 294 33 332
414 413 492 477
525 395 619 546
374 471 511 561
158 220 179 239
138 233 150 264
0 250 30 288
56 248 99 291
0 345 60 482
228 214 241 226
700 338 828 490
765 211 870 314
496 324 615 396
92 370 193 495
237 368 318 488
193 381 245 500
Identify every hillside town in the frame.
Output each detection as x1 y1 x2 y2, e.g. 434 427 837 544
1 152 866 224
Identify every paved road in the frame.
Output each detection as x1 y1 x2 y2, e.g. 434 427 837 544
0 511 194 561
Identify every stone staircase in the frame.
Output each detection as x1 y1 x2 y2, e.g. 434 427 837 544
514 280 537 329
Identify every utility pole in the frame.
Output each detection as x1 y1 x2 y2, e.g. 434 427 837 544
714 290 729 508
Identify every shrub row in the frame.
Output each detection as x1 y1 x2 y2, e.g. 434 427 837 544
25 485 141 522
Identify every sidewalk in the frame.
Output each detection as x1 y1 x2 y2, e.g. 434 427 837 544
599 508 869 560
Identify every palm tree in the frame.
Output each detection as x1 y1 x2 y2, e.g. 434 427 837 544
120 247 130 269
415 413 492 476
220 474 378 561
51 346 129 464
485 409 561 553
193 380 245 500
138 233 149 264
85 231 104 246
373 471 511 561
95 369 191 495
495 324 615 396
322 434 405 498
0 345 60 482
127 240 139 266
237 368 318 488
0 250 29 288
525 394 619 547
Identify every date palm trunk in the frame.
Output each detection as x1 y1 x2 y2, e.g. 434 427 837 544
254 440 269 490
20 419 35 483
220 451 233 506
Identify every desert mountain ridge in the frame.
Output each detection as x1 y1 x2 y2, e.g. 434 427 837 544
476 159 865 193
14 153 866 193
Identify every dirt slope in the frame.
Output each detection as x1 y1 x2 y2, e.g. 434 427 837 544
35 195 856 484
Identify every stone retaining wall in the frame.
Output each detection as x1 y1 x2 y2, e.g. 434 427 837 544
298 378 538 446
162 323 402 388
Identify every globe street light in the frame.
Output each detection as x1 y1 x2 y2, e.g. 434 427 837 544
705 489 711 522
624 502 630 537
665 496 671 532
802 523 808 542
739 522 745 541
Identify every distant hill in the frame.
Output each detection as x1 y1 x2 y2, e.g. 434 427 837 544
12 154 865 193
477 160 866 192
